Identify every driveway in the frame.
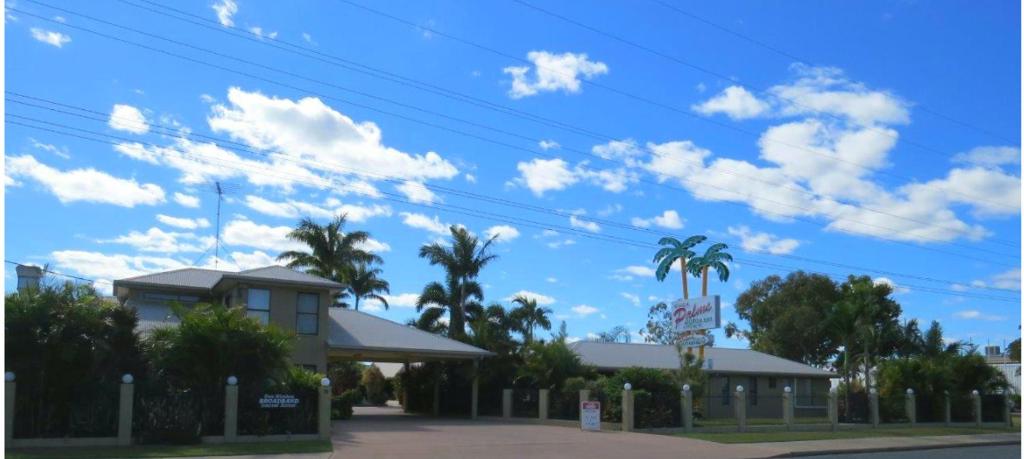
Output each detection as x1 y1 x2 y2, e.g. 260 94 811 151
330 406 773 459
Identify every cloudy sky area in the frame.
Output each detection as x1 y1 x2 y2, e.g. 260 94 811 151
4 0 1021 347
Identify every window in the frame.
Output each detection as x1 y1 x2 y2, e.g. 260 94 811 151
768 377 777 389
749 376 758 406
296 292 319 335
247 288 271 325
142 292 200 304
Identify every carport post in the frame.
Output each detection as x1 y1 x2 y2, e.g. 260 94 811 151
681 386 693 433
539 389 549 420
471 359 479 420
5 373 14 444
402 362 410 413
502 389 512 418
117 374 135 446
432 366 441 417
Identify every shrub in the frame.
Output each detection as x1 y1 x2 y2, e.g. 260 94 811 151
361 365 388 406
332 389 361 420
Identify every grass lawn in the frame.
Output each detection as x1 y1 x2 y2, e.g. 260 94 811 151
676 426 1018 444
6 440 332 459
696 417 828 427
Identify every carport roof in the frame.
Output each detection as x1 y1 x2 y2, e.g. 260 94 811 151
570 341 835 377
328 308 494 362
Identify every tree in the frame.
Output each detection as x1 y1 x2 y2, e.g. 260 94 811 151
466 303 517 356
640 301 677 345
418 226 498 340
1008 338 1020 362
361 365 388 406
277 215 381 295
509 294 552 345
652 235 707 299
517 340 592 390
343 263 390 311
728 271 842 366
593 325 631 343
840 275 903 390
408 306 449 335
416 275 483 340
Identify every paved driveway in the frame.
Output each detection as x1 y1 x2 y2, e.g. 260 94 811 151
330 406 772 459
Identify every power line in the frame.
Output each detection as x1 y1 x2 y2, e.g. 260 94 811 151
649 0 1020 145
341 0 1020 213
4 260 112 285
6 113 1021 298
6 6 1018 250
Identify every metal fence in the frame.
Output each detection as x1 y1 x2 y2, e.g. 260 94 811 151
633 390 681 428
548 389 579 421
950 394 974 422
839 392 870 423
132 385 203 444
14 382 120 439
695 395 736 426
981 394 1006 423
879 394 908 423
915 394 943 423
477 388 502 417
511 388 539 418
589 389 621 423
747 395 786 425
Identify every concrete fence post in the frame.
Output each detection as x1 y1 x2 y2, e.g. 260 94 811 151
681 386 693 433
539 389 549 420
905 389 916 426
828 390 838 431
318 378 332 440
944 391 951 426
869 389 879 428
782 387 794 430
1004 392 1012 428
5 372 15 445
734 386 746 433
621 387 634 432
224 377 239 442
971 390 982 427
117 374 135 446
502 389 512 419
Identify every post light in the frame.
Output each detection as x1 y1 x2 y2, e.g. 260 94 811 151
623 383 632 391
4 372 14 382
682 384 690 392
736 385 744 393
227 376 238 386
784 386 791 393
869 388 877 395
121 374 134 384
321 377 331 387
906 388 914 395
972 389 979 395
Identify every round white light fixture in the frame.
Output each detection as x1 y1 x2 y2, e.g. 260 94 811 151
122 374 134 384
682 384 690 392
624 383 632 391
227 376 238 386
906 388 914 395
972 389 979 395
784 386 791 393
736 385 744 393
870 388 877 395
321 377 331 387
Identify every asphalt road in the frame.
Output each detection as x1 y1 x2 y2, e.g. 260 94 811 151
795 444 1021 459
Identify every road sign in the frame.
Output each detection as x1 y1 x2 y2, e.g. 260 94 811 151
679 334 713 347
672 295 721 333
580 401 601 431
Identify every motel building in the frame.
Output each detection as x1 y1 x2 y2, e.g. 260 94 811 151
105 265 833 420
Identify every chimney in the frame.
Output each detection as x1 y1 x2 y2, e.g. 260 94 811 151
15 265 42 292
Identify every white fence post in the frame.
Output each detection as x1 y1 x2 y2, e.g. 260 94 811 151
117 374 134 446
6 372 15 444
735 385 746 433
225 376 239 442
319 378 332 440
682 385 693 433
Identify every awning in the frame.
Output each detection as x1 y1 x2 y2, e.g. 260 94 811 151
327 308 494 362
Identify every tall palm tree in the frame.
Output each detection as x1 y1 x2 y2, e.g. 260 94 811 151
344 263 390 311
653 235 707 299
418 226 498 340
277 215 382 282
408 306 448 335
510 294 553 345
687 243 733 296
415 274 484 340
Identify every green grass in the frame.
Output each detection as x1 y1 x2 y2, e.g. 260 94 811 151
695 417 828 427
6 440 332 459
677 426 1017 444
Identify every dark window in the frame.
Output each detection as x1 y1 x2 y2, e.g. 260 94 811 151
296 292 319 335
768 377 777 389
749 376 758 405
143 292 200 304
721 376 730 405
247 288 271 325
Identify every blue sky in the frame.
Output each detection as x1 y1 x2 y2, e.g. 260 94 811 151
4 0 1021 349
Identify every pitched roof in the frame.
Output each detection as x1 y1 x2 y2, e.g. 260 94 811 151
570 341 835 378
114 265 343 291
328 308 493 359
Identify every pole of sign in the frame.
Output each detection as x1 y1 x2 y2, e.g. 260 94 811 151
699 265 709 361
681 257 693 357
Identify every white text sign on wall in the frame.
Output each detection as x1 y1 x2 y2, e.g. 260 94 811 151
672 295 721 333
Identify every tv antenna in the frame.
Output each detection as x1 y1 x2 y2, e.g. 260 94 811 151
202 181 240 269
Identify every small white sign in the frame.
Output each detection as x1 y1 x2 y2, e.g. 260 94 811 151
679 334 712 347
259 393 299 408
580 401 601 431
672 295 721 333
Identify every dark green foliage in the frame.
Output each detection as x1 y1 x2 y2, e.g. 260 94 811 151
327 361 366 396
238 367 321 436
5 283 144 438
1008 338 1021 362
277 215 382 302
418 226 498 340
361 365 388 406
641 302 676 345
517 340 593 390
331 389 361 420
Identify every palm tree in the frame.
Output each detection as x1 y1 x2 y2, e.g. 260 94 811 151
653 235 707 299
277 215 382 283
344 263 390 311
510 294 553 345
687 243 733 296
418 226 498 340
415 274 484 340
408 306 448 335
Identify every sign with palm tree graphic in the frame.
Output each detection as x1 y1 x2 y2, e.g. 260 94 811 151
672 295 721 333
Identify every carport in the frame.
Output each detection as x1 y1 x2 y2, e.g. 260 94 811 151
326 308 494 418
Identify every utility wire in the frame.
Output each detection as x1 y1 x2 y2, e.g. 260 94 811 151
7 5 1019 250
6 113 1021 299
4 260 113 285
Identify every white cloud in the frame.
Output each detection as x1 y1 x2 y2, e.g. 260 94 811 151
396 181 439 204
222 218 306 253
693 86 770 120
503 51 608 98
212 0 238 27
356 238 391 253
873 277 910 294
596 203 623 217
6 155 165 207
104 227 213 253
51 250 186 283
505 290 556 305
108 104 150 134
571 304 599 317
514 158 578 196
620 292 640 307
631 210 685 229
727 225 800 255
485 225 520 243
464 173 477 183
952 310 1004 321
30 28 70 47
592 139 643 164
399 212 450 235
539 139 561 150
174 192 201 208
156 214 211 230
612 265 656 281
229 250 280 269
243 195 391 222
546 277 558 283
377 293 419 308
569 215 600 233
771 64 910 126
952 146 1021 168
992 268 1021 291
30 138 70 159
248 26 278 40
301 32 316 45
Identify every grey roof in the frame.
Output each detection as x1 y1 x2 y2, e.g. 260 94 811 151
570 341 835 378
115 265 343 291
328 308 493 360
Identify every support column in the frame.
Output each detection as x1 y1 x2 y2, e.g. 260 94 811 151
432 367 440 417
735 386 746 433
783 387 794 430
621 387 634 432
502 389 512 418
682 386 693 433
905 389 916 426
944 391 951 426
318 378 332 440
538 389 549 420
5 373 15 445
471 359 479 420
224 377 239 443
828 390 838 432
402 362 410 413
971 390 982 427
869 389 880 428
117 375 135 446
